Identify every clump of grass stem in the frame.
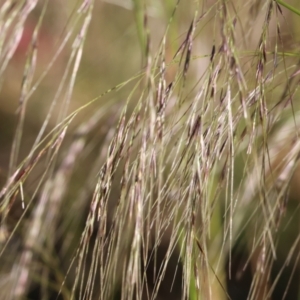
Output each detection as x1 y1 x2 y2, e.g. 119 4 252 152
1 1 300 300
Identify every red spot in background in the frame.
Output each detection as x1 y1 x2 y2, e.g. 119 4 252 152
13 19 54 63
14 22 34 58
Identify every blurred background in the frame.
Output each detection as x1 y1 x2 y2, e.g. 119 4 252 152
1 0 300 299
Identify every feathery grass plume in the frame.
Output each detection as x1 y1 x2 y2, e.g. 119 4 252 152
1 0 300 299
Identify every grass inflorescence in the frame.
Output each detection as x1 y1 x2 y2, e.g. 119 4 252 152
1 0 300 299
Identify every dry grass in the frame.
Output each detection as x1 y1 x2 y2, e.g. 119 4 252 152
1 0 300 299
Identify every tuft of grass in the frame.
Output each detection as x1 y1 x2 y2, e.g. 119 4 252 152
1 0 300 299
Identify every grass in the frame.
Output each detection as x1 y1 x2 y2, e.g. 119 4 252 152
1 0 300 299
